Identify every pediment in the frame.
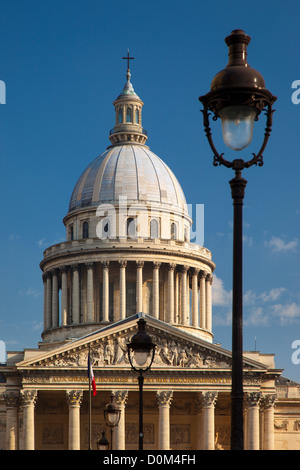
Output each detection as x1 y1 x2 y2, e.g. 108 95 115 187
16 314 267 372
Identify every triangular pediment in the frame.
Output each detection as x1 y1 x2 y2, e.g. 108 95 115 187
16 314 267 372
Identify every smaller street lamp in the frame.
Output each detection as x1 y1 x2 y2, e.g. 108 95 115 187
97 430 109 450
104 394 121 450
127 318 156 451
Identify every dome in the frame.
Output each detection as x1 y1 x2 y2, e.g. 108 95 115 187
68 144 188 214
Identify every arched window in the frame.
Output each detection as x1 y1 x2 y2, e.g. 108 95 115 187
69 225 74 241
184 226 189 242
126 107 132 123
135 108 139 124
150 219 159 239
82 221 89 239
127 217 136 238
118 108 123 124
171 222 177 240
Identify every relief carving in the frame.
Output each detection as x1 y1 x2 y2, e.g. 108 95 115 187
35 329 232 370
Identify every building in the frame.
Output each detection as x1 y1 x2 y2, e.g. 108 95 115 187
1 59 300 451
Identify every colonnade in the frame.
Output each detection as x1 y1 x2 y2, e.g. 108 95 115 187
42 260 213 336
4 389 277 450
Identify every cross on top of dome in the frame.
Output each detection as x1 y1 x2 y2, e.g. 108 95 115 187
122 49 134 71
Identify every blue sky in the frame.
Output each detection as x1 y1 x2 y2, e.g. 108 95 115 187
1 0 300 382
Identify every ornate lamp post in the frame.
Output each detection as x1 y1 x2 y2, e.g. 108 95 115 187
104 394 121 450
199 29 276 450
97 430 109 450
127 318 156 451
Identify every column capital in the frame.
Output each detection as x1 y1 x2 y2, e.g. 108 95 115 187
202 391 218 407
60 265 69 274
66 390 83 407
71 263 80 272
118 259 127 268
114 390 128 406
85 262 94 270
206 273 213 284
20 389 37 407
191 267 200 276
199 270 207 279
153 261 161 269
3 391 20 408
157 390 173 407
168 263 176 271
101 260 110 268
261 393 277 409
136 260 144 268
246 392 262 408
51 268 59 277
180 264 189 273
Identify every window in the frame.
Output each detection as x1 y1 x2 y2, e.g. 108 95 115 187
135 108 139 124
184 226 189 242
127 217 136 238
82 221 89 239
126 107 132 123
150 219 159 239
171 222 177 240
69 225 74 241
118 108 122 124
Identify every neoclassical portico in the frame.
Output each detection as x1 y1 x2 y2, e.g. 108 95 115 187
2 314 280 451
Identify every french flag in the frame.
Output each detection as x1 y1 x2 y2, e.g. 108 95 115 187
88 353 97 396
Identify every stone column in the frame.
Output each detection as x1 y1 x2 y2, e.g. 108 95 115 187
206 274 213 331
66 390 83 450
72 264 80 324
4 392 19 450
86 262 94 322
168 264 175 323
175 272 179 323
102 261 110 322
199 270 207 329
180 266 188 325
202 391 218 450
60 266 68 325
191 268 199 328
114 390 128 450
246 392 261 450
51 269 59 328
262 394 276 450
136 261 144 313
157 391 173 450
119 260 127 320
153 262 160 319
21 390 37 450
45 271 52 330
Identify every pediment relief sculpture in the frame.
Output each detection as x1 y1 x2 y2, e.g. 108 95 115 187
34 330 233 370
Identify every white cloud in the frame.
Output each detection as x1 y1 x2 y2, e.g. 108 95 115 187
271 302 300 325
19 287 41 298
260 287 287 302
266 236 298 253
245 307 269 326
212 275 232 307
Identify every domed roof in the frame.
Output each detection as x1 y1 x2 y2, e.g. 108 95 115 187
68 144 187 213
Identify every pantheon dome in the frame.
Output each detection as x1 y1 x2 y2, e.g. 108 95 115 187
40 61 215 345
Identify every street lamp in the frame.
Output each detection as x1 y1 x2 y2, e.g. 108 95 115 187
97 430 109 450
127 318 156 451
199 29 276 450
104 394 121 450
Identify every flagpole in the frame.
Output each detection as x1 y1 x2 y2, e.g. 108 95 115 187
88 344 92 450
